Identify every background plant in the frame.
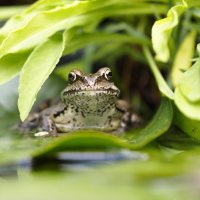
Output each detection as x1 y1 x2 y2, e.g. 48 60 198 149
1 0 200 199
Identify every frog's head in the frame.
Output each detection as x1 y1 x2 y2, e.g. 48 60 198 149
61 67 120 104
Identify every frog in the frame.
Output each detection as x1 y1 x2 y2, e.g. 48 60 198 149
20 67 131 136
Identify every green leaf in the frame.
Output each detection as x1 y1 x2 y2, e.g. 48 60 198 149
0 0 167 58
174 86 200 120
33 131 128 158
158 127 200 150
152 0 187 62
18 32 65 121
0 6 27 20
171 31 196 87
63 31 149 55
0 51 30 85
174 105 200 141
143 46 174 99
129 98 173 149
0 1 114 58
0 0 65 43
179 59 200 103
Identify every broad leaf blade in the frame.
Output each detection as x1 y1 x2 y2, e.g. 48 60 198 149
18 32 65 121
0 1 114 58
0 51 30 85
33 131 128 158
0 0 65 43
0 6 27 20
129 98 173 149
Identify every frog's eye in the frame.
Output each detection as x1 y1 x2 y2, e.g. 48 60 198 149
104 70 112 80
68 72 77 83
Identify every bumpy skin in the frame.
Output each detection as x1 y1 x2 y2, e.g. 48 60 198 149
20 68 130 136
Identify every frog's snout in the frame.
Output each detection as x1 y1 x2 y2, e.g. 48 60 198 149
85 77 96 87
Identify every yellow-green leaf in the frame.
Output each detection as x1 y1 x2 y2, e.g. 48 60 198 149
152 0 187 62
171 31 196 87
0 51 30 85
174 86 200 120
18 32 65 121
179 59 200 103
0 1 114 58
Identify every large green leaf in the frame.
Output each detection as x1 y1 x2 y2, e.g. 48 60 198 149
0 0 65 43
129 98 173 149
33 131 128 158
18 32 65 121
0 51 30 85
0 1 115 58
152 0 187 62
0 0 167 58
0 6 27 20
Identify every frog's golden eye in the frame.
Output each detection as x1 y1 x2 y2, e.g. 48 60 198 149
104 70 112 80
68 72 77 83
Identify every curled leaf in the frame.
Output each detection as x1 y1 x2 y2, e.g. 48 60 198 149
152 0 187 62
174 86 200 120
179 59 200 103
171 31 196 87
129 98 173 149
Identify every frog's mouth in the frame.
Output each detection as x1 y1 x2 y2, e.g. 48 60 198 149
63 89 119 96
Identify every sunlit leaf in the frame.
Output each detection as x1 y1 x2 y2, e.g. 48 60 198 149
171 31 196 87
0 0 65 43
174 86 200 120
0 51 30 85
0 6 27 20
0 1 114 58
18 32 65 121
178 58 200 102
152 0 187 62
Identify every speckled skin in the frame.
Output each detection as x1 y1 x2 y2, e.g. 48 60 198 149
21 68 130 136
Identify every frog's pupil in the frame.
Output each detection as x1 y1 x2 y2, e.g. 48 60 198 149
108 72 112 77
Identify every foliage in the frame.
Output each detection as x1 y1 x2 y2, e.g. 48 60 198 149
1 0 200 199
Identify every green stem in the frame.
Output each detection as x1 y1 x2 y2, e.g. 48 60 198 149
143 46 174 100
